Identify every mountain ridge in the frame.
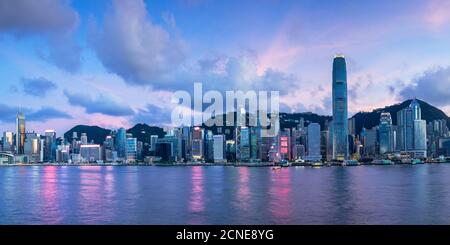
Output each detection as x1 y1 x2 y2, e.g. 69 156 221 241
63 99 449 143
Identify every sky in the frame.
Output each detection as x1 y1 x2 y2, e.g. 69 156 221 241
1 0 450 135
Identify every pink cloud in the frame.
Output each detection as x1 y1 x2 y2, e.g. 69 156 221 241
256 12 304 75
425 0 450 31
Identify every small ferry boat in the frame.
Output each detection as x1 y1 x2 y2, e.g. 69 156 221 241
310 161 323 167
411 158 423 165
372 159 393 165
279 159 290 167
401 158 412 164
343 159 361 166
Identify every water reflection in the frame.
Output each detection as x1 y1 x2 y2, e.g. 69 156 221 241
188 166 205 224
2 165 450 224
269 169 293 223
327 168 354 224
236 167 251 212
40 166 62 224
78 166 107 223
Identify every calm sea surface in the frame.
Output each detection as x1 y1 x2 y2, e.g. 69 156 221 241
1 164 450 224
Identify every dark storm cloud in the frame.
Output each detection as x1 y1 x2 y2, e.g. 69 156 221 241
64 90 134 116
400 66 450 106
0 0 81 72
20 77 57 97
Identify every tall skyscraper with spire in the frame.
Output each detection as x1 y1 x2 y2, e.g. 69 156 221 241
16 111 26 155
331 54 349 160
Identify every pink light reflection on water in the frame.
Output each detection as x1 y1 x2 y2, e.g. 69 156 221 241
189 166 205 213
236 167 251 212
269 169 293 222
103 166 115 198
78 166 113 223
40 166 62 224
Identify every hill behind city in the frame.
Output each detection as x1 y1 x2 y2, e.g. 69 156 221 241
63 99 449 143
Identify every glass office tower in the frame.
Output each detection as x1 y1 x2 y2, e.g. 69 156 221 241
16 112 26 155
332 54 349 160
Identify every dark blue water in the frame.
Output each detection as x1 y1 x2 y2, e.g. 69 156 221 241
1 164 450 224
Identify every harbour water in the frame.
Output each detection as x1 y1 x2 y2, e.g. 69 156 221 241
1 164 450 224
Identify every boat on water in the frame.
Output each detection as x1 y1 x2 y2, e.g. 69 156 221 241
343 159 361 166
310 161 323 167
279 159 291 167
272 166 282 171
294 158 305 163
401 158 412 164
411 158 423 165
372 159 394 165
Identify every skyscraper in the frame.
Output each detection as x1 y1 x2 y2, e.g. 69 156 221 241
24 132 40 162
397 99 427 158
204 130 214 162
237 127 250 161
306 122 322 161
414 119 427 154
213 135 225 162
115 128 127 158
126 136 137 163
363 127 378 157
44 130 56 162
80 133 88 145
250 127 260 160
332 54 349 160
379 112 393 154
149 135 159 154
16 112 25 155
279 129 291 161
3 131 14 152
191 126 203 160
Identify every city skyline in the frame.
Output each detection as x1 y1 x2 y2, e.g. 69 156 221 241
1 0 450 134
1 93 448 164
5 1 450 232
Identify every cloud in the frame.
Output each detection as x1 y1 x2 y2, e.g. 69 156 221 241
0 104 20 123
27 107 72 122
64 90 135 116
279 103 293 113
387 85 396 96
400 66 450 106
20 77 57 97
44 34 82 72
133 104 171 125
424 0 450 31
0 104 71 123
0 0 81 72
87 0 300 95
89 0 186 86
0 0 78 34
161 12 177 29
176 53 301 95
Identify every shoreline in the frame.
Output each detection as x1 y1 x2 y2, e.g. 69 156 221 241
0 161 448 167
